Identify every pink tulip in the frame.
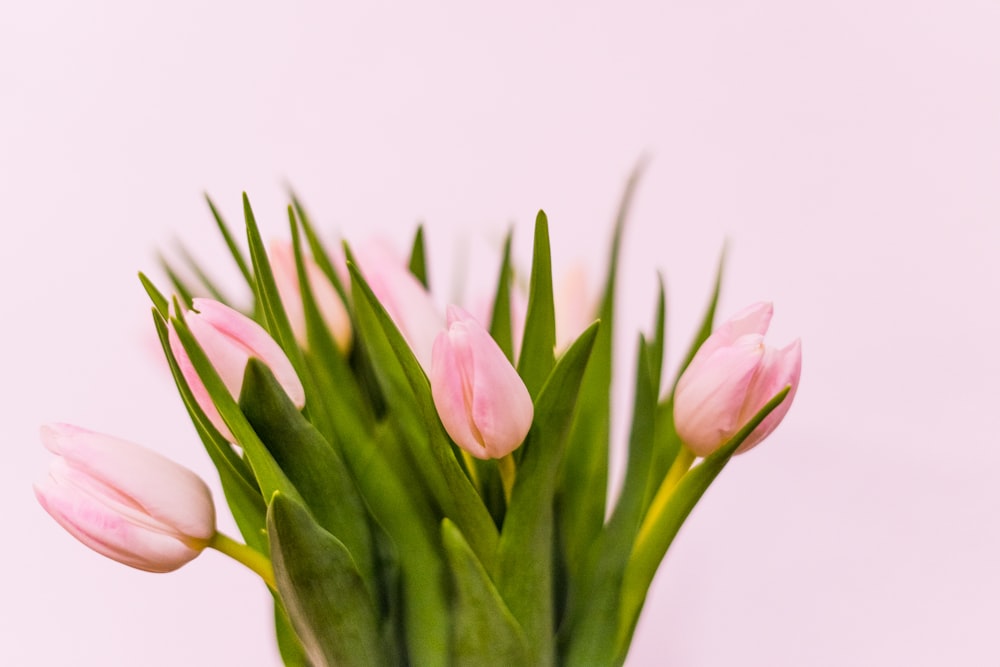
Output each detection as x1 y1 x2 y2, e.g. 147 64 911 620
554 261 595 354
353 241 443 369
169 298 305 442
269 240 352 352
34 423 216 573
673 302 801 457
430 305 534 459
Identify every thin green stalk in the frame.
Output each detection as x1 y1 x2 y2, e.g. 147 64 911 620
497 454 516 504
209 531 277 591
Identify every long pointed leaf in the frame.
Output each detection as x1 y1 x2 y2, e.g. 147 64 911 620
496 323 599 667
268 493 386 667
558 161 646 587
516 211 556 399
347 262 500 570
615 387 792 662
442 519 528 666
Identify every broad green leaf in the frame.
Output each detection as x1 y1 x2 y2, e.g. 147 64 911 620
496 323 599 667
240 359 377 595
347 262 500 571
442 519 529 667
408 224 429 288
560 338 657 665
267 493 386 667
516 211 556 399
615 387 792 663
340 422 450 667
558 161 645 589
273 597 310 667
205 193 254 288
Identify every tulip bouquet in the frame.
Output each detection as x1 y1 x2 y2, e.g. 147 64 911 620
35 170 801 666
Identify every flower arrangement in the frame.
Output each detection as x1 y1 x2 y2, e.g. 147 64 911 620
34 169 801 666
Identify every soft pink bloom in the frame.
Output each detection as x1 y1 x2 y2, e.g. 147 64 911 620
169 298 305 441
353 241 443 369
34 423 216 573
554 261 595 354
430 305 534 459
673 302 801 457
269 240 352 352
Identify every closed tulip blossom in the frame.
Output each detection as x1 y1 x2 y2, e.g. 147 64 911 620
169 298 305 441
269 240 352 352
34 423 216 573
430 306 534 460
673 302 801 457
353 241 443 370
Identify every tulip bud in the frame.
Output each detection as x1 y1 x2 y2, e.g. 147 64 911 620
34 423 216 573
554 261 595 354
430 305 534 459
169 298 305 442
353 241 443 369
673 302 801 457
269 240 352 353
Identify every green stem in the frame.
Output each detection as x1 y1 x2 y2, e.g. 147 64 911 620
497 453 516 504
632 446 693 562
209 532 277 591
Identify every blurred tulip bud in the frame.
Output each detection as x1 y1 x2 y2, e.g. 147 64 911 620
353 241 443 369
34 423 216 573
430 306 534 459
269 240 352 352
169 298 305 442
673 302 801 457
554 261 595 354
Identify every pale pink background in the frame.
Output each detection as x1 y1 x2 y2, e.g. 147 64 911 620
3 2 999 665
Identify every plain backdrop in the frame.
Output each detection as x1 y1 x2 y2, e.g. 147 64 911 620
3 2 999 665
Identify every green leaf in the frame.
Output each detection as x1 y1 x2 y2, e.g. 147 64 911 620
273 598 310 667
560 338 657 665
176 242 232 304
442 519 529 667
242 195 301 358
516 211 556 399
496 323 599 667
157 253 196 308
267 493 386 667
340 422 450 667
646 274 666 395
205 193 254 288
558 161 645 589
488 229 515 363
674 244 726 390
347 261 500 571
239 359 377 596
138 272 169 319
288 207 373 444
615 387 792 662
290 193 350 307
408 224 429 289
645 246 726 504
